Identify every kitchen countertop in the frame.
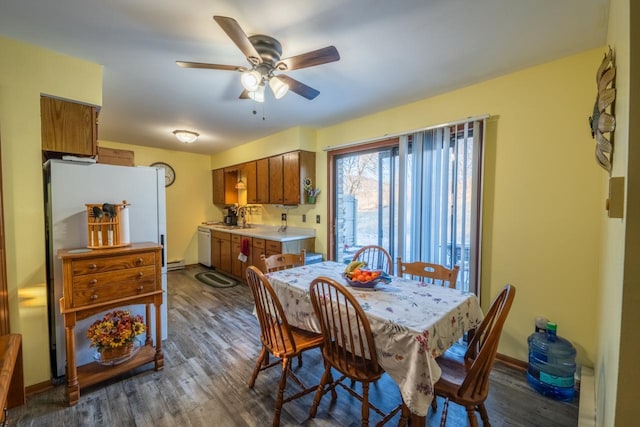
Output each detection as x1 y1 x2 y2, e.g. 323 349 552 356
198 223 315 242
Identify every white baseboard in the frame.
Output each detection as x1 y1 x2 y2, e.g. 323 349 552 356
167 259 185 271
578 366 596 427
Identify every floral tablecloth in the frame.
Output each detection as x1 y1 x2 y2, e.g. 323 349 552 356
266 261 484 416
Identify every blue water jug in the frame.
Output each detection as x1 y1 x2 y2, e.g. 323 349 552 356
526 322 576 401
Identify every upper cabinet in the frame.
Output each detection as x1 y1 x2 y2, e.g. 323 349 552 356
269 155 284 204
41 96 98 157
213 150 315 206
283 151 315 205
212 168 238 205
255 158 270 204
269 150 315 205
245 159 270 205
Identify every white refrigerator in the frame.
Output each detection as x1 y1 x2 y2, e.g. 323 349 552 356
44 159 168 379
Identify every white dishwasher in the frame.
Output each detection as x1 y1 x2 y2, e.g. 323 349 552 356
198 226 212 267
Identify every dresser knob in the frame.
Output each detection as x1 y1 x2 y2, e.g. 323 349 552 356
135 258 143 265
137 286 144 292
90 294 98 300
138 272 144 278
89 279 97 286
89 264 97 270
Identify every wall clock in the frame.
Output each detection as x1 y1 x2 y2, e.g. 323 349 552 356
151 162 176 187
588 46 616 173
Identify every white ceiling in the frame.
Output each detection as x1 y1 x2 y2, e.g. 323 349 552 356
0 0 609 155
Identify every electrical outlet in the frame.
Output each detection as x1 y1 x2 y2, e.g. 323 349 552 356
302 214 306 222
281 213 287 221
316 215 321 224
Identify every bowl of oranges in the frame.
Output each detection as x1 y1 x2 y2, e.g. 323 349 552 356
342 261 385 289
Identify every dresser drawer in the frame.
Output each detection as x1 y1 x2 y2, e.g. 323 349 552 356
253 239 265 249
72 252 156 276
266 240 281 253
71 275 157 307
72 266 156 291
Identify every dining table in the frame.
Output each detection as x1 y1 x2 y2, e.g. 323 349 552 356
265 261 484 424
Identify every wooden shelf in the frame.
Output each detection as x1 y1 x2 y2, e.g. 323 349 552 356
77 345 157 389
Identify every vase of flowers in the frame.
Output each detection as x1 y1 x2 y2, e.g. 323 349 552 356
303 177 320 204
87 310 145 365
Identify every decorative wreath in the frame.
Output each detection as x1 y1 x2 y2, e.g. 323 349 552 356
588 46 616 173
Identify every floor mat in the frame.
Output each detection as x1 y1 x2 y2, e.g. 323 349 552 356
195 271 238 288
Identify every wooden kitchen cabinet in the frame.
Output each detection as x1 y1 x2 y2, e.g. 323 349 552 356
212 168 238 205
244 162 257 204
41 96 98 157
256 158 270 204
231 234 250 279
252 239 267 271
57 242 164 406
269 155 284 204
252 237 315 273
245 159 270 204
268 151 316 205
211 231 232 274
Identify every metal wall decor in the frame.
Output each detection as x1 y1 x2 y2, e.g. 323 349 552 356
588 46 616 173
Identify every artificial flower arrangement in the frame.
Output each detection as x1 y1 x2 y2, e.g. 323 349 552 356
87 309 145 352
303 177 321 198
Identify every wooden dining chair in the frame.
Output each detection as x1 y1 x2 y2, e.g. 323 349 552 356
261 251 306 273
245 266 323 427
352 245 393 275
432 284 516 427
396 257 460 288
309 277 408 427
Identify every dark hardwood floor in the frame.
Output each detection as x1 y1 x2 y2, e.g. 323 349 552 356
9 266 579 426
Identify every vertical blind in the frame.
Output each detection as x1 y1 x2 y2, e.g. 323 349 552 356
399 120 484 293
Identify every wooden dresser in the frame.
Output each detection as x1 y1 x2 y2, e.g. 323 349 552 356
58 242 164 406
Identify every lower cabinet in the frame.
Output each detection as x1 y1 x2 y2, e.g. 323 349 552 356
231 234 247 279
252 237 315 273
211 231 231 274
212 231 315 278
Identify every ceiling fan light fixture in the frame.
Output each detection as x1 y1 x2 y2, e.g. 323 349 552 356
269 76 289 99
172 129 199 144
248 84 265 103
241 69 262 91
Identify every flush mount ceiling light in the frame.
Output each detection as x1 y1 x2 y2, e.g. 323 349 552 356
172 130 199 144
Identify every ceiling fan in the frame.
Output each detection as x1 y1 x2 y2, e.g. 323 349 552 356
176 16 340 101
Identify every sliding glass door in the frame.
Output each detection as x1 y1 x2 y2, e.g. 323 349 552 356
328 119 484 294
333 146 399 264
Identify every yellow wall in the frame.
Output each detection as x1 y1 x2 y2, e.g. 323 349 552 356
98 141 217 265
314 50 604 365
0 36 102 385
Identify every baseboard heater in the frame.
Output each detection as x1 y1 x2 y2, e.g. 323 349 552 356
167 259 185 271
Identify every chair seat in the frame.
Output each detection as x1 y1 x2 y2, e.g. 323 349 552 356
434 352 467 398
264 323 323 358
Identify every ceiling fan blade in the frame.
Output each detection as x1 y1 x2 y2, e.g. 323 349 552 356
277 75 320 100
276 46 340 71
213 16 262 65
176 61 247 72
239 89 250 99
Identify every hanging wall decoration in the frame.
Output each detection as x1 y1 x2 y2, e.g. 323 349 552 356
588 46 616 173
